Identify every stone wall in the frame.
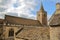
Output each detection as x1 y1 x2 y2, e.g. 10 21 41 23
0 24 49 40
50 27 60 40
3 25 23 40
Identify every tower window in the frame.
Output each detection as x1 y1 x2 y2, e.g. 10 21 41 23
39 15 40 16
9 29 14 37
44 14 46 16
38 14 40 16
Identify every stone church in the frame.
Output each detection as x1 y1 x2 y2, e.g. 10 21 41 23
0 3 60 40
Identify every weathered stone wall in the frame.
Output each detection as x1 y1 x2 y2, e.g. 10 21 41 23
3 25 50 40
3 25 23 40
50 27 60 40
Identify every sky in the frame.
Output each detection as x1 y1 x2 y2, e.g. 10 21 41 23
0 0 60 20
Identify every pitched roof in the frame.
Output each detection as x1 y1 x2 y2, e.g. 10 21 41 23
0 19 4 24
40 3 44 11
16 27 49 39
5 15 42 26
49 14 60 26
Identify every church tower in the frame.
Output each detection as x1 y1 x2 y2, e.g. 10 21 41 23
37 3 47 26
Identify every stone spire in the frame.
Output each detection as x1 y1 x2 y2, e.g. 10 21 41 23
40 2 44 11
37 2 47 26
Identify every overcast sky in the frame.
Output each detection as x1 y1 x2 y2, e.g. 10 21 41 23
0 0 60 20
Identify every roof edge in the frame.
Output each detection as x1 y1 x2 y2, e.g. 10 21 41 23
5 15 37 21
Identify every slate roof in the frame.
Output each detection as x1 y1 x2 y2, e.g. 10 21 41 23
0 19 4 24
49 14 60 26
5 15 42 26
16 27 49 40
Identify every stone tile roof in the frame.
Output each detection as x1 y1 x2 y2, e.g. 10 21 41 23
16 27 49 40
49 14 60 26
0 19 4 24
5 15 42 26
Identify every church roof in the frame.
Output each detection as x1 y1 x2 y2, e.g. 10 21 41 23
56 3 60 5
40 2 45 11
16 27 49 39
49 14 60 26
0 19 4 24
5 15 42 26
40 3 44 10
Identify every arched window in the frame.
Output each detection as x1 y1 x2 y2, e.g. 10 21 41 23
9 28 14 37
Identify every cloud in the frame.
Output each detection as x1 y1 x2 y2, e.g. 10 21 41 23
0 13 4 19
7 12 18 17
0 0 16 13
42 0 60 3
56 0 60 3
0 0 17 19
2 0 40 20
0 7 7 12
47 15 51 20
0 0 57 20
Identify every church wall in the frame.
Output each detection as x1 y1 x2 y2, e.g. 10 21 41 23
3 25 22 40
50 27 60 40
55 10 60 14
2 26 50 40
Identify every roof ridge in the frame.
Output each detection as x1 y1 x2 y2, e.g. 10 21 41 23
5 15 37 21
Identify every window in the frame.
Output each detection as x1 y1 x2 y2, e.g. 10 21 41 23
44 14 46 16
9 29 14 37
38 14 40 16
